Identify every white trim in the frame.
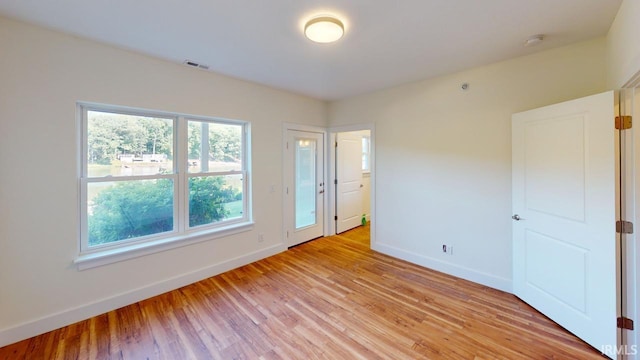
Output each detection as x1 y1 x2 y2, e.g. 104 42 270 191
178 114 187 234
75 222 254 270
623 69 640 89
1 243 285 348
373 242 512 293
614 73 640 359
76 104 84 258
329 123 375 133
282 122 326 134
614 87 638 359
633 84 640 360
623 82 640 359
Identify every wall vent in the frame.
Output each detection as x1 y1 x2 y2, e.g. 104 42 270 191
183 60 210 70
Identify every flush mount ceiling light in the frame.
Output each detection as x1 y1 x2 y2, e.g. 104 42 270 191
524 34 544 47
304 16 344 43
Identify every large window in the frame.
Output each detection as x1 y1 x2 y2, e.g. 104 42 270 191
79 103 250 262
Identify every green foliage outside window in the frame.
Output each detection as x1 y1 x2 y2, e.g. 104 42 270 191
88 179 174 245
89 177 241 246
189 177 240 227
84 108 246 248
87 113 173 165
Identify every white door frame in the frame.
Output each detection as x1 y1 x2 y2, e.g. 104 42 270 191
622 71 640 359
282 123 329 245
328 124 376 244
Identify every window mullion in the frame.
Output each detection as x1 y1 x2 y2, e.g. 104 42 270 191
192 170 244 177
244 124 251 222
201 122 209 172
79 177 89 252
79 105 89 252
177 116 187 234
85 173 175 183
80 102 250 257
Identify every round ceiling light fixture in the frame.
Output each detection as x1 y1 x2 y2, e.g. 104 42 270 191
304 16 344 43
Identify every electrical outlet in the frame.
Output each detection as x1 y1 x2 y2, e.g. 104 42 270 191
442 244 453 255
258 233 264 243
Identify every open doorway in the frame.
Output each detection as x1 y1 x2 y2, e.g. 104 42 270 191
329 125 374 243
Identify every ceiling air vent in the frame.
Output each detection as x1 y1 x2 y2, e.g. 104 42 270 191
183 60 209 70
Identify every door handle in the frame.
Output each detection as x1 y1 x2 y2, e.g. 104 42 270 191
512 214 523 221
319 190 324 194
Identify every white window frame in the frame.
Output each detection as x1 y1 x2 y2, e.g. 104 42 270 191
362 135 371 173
75 102 253 270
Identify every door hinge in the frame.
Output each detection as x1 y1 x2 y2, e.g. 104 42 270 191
616 220 634 234
335 141 338 147
334 216 338 221
617 317 634 330
615 115 632 130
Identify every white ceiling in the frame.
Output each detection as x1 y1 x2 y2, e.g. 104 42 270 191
0 0 622 101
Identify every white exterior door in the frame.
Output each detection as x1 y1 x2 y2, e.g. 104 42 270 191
286 130 325 246
512 91 617 357
336 132 363 233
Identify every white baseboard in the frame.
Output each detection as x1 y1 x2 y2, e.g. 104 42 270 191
0 244 286 348
372 242 512 293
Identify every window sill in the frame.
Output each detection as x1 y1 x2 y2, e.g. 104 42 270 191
74 221 254 270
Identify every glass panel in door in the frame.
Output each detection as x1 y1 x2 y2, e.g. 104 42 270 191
295 138 317 229
286 129 324 247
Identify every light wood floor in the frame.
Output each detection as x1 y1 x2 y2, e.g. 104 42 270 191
1 224 605 359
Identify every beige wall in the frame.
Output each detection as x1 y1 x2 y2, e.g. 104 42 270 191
606 0 640 88
0 16 325 345
4 2 638 346
328 38 607 290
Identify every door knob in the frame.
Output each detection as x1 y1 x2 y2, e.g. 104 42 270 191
512 214 523 221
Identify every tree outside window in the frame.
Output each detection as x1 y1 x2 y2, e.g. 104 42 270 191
81 105 249 252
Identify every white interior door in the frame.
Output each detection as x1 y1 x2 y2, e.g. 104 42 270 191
286 130 324 246
336 132 363 233
512 91 617 357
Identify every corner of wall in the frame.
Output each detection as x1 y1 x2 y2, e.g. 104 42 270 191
372 242 512 293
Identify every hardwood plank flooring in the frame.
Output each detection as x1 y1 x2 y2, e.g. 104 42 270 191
1 224 605 359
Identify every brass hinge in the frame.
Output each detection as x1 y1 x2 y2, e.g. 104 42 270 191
615 115 632 130
617 317 634 330
616 220 634 234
